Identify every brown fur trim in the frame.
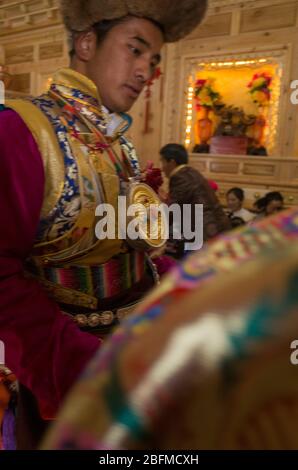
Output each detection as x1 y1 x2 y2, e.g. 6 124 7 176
60 0 208 42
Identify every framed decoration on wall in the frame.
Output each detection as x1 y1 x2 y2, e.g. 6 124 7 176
182 51 284 157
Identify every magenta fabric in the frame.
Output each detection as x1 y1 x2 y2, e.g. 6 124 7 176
154 255 177 277
0 109 100 419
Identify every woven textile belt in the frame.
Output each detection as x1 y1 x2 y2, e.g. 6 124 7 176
27 251 146 310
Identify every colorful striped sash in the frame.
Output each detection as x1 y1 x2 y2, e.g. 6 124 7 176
27 251 146 309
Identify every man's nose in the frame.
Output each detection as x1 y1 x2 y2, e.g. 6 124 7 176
135 57 152 83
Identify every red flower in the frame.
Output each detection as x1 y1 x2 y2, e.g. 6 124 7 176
152 67 162 80
146 67 162 87
208 179 218 191
142 161 164 193
249 72 272 88
259 73 272 86
195 79 207 89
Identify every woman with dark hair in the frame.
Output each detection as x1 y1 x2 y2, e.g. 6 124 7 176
226 187 255 223
254 191 284 220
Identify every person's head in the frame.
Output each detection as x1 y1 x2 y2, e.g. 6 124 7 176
60 0 208 113
70 17 163 113
256 191 284 216
160 143 189 178
226 187 245 213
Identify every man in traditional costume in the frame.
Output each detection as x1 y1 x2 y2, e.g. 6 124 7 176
0 0 208 448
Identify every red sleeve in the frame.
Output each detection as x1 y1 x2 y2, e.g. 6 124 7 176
0 109 100 419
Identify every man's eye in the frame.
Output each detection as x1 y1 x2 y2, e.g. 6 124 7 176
129 45 141 56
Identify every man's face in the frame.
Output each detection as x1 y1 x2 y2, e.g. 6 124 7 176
87 17 163 113
160 156 177 178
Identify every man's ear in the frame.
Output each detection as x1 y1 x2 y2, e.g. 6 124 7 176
73 30 97 62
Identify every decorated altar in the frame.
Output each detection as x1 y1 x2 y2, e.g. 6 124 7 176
183 57 281 157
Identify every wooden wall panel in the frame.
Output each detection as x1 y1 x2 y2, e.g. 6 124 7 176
39 43 63 60
240 3 297 33
243 164 276 177
210 161 239 174
8 73 31 93
5 46 34 64
187 13 232 39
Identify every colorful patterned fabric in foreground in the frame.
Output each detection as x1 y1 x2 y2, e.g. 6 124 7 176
43 208 298 450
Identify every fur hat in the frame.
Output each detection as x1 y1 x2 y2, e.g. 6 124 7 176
60 0 208 42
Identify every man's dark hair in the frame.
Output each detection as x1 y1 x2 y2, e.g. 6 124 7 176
255 191 284 212
160 143 189 166
227 187 245 202
69 18 127 58
69 16 164 58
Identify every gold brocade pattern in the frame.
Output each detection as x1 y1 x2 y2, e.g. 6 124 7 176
6 99 65 219
54 68 100 102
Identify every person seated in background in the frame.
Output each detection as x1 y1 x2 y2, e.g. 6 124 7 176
253 191 284 221
226 187 255 223
160 143 230 258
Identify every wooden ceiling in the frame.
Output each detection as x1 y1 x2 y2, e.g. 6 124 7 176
0 0 60 36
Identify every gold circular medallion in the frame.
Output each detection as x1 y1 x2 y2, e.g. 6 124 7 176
126 183 167 251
